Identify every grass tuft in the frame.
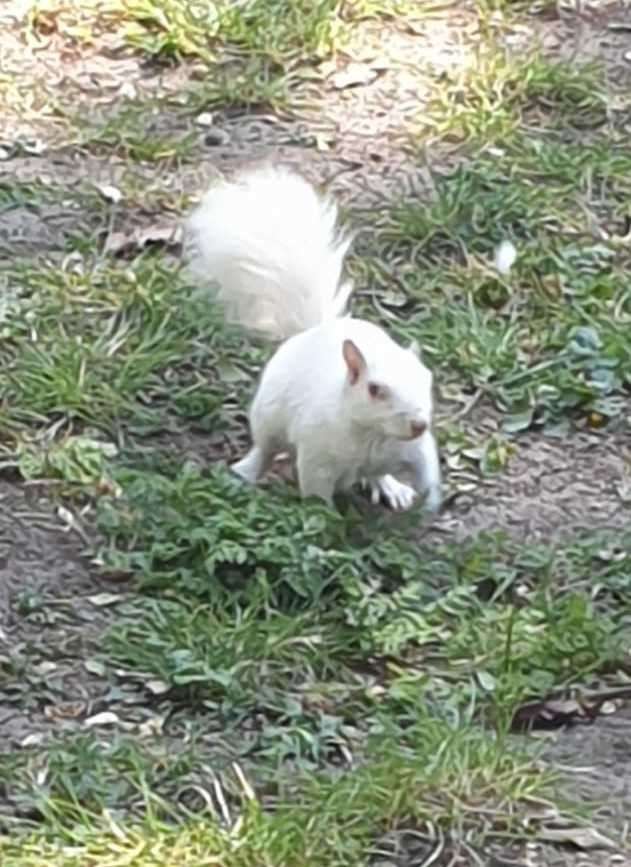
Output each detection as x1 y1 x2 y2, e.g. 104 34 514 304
423 49 610 146
0 255 263 435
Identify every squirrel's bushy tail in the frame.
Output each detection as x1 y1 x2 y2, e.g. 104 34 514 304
184 164 354 341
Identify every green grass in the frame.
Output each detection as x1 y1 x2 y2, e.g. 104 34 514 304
355 132 631 430
26 0 415 121
72 99 200 162
30 0 422 64
0 253 264 437
0 723 556 866
0 180 111 257
423 51 609 145
0 181 64 211
2 2 631 864
113 0 346 64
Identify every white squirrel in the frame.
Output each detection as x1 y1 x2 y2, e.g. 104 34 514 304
185 163 442 512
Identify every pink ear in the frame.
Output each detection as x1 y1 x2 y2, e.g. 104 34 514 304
342 339 366 385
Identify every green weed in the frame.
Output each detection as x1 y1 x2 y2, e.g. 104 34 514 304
95 463 631 722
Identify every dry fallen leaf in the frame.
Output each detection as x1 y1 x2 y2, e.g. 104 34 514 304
330 62 380 90
195 111 214 127
138 716 165 737
44 701 86 720
599 700 618 715
119 81 137 99
85 711 120 727
536 824 616 850
21 732 46 747
21 139 46 155
84 659 106 675
104 223 182 255
95 567 134 584
87 593 123 607
96 184 123 203
57 505 75 528
512 685 631 731
146 679 170 696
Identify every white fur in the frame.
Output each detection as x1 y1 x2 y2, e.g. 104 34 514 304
186 164 353 341
184 164 442 512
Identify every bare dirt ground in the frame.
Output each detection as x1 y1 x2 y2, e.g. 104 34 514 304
1 1 630 863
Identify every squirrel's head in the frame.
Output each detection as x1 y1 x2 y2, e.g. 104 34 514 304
342 337 434 441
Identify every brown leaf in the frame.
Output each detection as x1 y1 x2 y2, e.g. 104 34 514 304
512 685 631 732
511 697 587 731
92 564 134 583
104 223 182 256
44 701 86 720
537 824 616 850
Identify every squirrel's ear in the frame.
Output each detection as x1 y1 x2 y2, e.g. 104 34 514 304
342 339 366 385
408 338 421 358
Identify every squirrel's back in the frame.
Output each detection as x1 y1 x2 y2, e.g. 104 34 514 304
184 164 355 341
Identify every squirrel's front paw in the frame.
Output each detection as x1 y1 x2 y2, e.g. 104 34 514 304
368 474 417 511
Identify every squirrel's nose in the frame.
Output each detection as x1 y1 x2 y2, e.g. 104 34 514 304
410 420 427 439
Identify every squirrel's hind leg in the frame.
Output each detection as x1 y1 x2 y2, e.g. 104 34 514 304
232 445 271 484
296 448 336 507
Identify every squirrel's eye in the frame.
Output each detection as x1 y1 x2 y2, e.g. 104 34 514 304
368 382 384 399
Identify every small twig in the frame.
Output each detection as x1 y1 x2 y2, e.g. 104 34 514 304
419 829 446 867
446 387 484 423
212 774 232 827
99 202 119 264
232 762 256 801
